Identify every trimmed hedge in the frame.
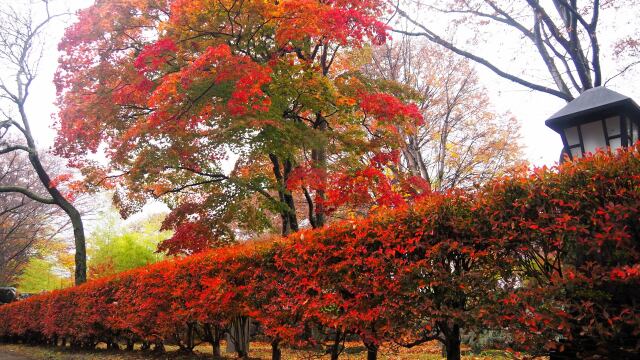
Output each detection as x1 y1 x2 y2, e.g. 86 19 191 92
1 148 639 359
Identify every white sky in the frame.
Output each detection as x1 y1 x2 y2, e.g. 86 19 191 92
17 0 640 168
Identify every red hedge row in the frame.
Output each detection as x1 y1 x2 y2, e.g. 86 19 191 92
1 148 639 359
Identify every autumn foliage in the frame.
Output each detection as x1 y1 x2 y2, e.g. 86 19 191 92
53 0 419 249
1 148 640 359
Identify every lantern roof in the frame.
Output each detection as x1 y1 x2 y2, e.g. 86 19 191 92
545 87 640 132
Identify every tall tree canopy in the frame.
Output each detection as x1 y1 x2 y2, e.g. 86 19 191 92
55 0 422 254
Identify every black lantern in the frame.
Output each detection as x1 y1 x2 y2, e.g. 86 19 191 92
545 87 640 160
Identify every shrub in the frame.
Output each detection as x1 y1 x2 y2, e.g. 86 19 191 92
1 147 639 359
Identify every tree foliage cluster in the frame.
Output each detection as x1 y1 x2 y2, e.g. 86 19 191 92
1 147 639 360
15 209 169 293
54 0 404 245
17 249 73 294
52 0 520 258
87 211 170 279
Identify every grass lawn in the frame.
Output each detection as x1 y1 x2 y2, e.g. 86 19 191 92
0 341 531 359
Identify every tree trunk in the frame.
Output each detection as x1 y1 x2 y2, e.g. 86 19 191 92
269 154 299 235
401 135 431 185
67 207 87 284
212 340 221 358
282 159 299 233
444 324 461 360
366 343 378 360
329 330 342 360
228 316 250 359
203 323 223 358
107 340 120 350
25 152 87 284
271 340 282 360
311 114 328 228
153 340 165 353
20 101 87 285
330 347 340 360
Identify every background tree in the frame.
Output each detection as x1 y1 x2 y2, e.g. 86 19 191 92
0 151 64 286
88 208 169 279
0 1 88 284
17 240 73 293
393 0 640 101
306 39 523 219
362 38 522 190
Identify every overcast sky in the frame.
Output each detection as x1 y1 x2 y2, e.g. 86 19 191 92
16 0 640 167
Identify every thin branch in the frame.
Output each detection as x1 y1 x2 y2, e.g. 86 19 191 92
604 60 640 86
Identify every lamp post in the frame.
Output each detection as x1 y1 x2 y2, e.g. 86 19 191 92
545 88 640 360
545 87 640 161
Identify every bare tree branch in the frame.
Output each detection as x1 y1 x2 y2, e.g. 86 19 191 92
0 145 31 155
0 185 54 204
0 2 87 284
391 4 574 101
391 0 626 102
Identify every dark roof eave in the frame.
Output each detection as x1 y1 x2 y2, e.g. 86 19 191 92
545 98 640 132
